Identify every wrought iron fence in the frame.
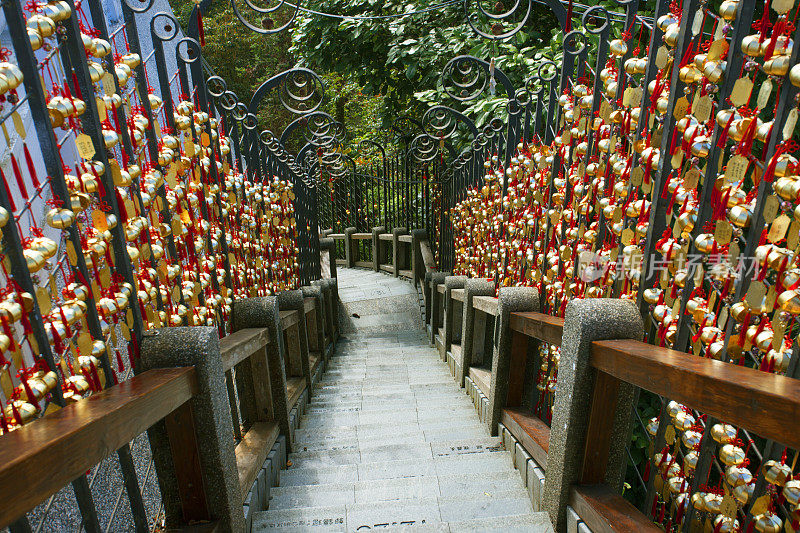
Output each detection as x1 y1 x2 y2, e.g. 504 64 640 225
441 0 800 530
0 0 322 529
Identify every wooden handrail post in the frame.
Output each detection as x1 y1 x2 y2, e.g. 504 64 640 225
278 290 313 398
428 272 449 347
371 226 386 272
231 297 293 451
458 279 495 387
391 227 408 277
442 276 466 362
487 287 539 436
410 229 427 287
541 298 643 533
344 227 357 267
140 328 244 532
423 272 434 328
302 285 326 362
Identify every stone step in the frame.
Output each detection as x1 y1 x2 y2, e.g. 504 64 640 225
292 423 491 450
298 406 478 429
269 471 525 509
254 493 537 531
288 437 503 469
279 452 514 488
292 418 487 443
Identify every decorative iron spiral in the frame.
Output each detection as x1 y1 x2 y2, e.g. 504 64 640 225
279 69 325 114
229 0 299 36
410 133 440 163
464 0 532 41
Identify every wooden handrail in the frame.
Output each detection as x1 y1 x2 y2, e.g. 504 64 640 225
328 233 345 239
570 485 660 533
280 309 300 330
235 421 280 500
437 284 445 294
419 240 436 272
591 339 800 449
303 297 315 313
451 288 465 302
509 311 564 346
378 233 393 241
0 367 198 527
398 235 412 243
220 328 269 372
472 295 498 316
352 232 371 239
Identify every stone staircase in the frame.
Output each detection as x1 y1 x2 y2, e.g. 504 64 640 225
252 269 552 532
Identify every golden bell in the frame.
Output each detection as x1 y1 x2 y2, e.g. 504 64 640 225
87 61 104 83
23 248 46 272
790 62 800 87
763 56 790 76
120 53 141 69
753 512 782 533
713 516 739 533
719 443 745 466
741 34 762 56
733 482 753 504
783 480 800 506
762 459 792 486
778 289 800 314
663 23 680 47
724 465 752 487
718 0 739 20
27 14 56 38
609 39 627 57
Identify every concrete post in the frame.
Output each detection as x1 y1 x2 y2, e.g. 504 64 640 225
344 227 357 268
319 237 337 279
391 227 408 277
458 279 495 387
542 298 643 532
487 286 539 435
229 297 293 450
277 290 312 397
140 327 245 532
411 229 427 287
428 272 448 347
443 276 466 362
371 226 386 272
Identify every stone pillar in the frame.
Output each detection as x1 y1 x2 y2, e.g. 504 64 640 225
410 229 427 287
458 279 495 387
542 298 643 532
313 277 339 342
140 327 245 532
443 276 466 362
428 272 448 346
371 226 386 272
321 229 333 238
391 227 408 277
229 297 293 450
319 237 337 279
278 290 312 397
344 227 357 268
487 286 539 435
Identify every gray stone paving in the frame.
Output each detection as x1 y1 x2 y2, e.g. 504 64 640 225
253 268 552 532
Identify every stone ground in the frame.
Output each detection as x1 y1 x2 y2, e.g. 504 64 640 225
253 268 552 532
